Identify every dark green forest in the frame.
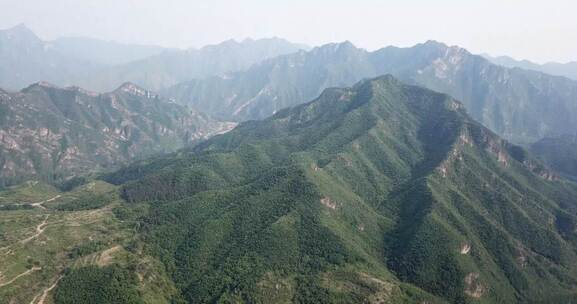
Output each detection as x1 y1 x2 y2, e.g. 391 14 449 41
96 76 577 303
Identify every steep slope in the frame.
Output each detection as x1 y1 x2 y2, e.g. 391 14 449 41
0 24 98 90
531 134 577 180
165 41 577 144
79 38 309 92
106 76 577 303
0 82 234 187
484 54 577 81
46 36 168 66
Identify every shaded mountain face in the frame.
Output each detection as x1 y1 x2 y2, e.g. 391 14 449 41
0 82 235 187
531 134 577 180
164 40 577 144
105 76 577 303
484 54 577 81
0 24 99 90
78 38 309 92
46 37 168 66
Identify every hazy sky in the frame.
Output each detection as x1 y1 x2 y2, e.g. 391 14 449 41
1 0 576 63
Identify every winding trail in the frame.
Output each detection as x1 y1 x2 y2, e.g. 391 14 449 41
0 267 41 288
30 275 62 304
20 215 49 244
30 195 61 210
0 215 50 254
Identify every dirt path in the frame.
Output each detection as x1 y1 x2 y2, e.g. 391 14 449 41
0 267 41 288
30 195 61 210
30 275 62 304
0 215 51 255
20 215 49 244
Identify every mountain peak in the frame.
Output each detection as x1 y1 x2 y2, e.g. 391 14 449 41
365 74 402 86
115 82 155 98
22 81 59 92
422 39 449 48
0 23 41 41
312 40 361 55
334 40 357 50
6 23 32 33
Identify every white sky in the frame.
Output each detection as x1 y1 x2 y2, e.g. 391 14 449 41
0 0 576 63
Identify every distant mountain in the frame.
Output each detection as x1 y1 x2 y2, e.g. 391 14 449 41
79 38 310 92
47 36 169 66
0 24 308 92
164 40 577 144
0 82 234 187
0 24 98 90
531 134 577 180
105 76 577 303
484 54 577 81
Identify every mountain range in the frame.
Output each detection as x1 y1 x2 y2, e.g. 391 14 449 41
2 23 577 303
103 76 577 303
0 24 98 90
0 24 308 91
0 81 233 187
164 40 577 144
483 54 577 81
77 37 309 92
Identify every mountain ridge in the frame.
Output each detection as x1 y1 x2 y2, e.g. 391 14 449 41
164 40 577 144
104 76 577 303
483 53 577 81
0 81 235 187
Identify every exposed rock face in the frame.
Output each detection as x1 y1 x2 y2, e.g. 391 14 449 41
320 197 337 210
460 243 471 255
464 272 486 298
0 82 234 186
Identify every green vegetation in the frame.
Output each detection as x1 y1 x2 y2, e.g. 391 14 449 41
5 75 577 303
531 134 577 180
54 265 143 304
106 76 577 303
54 194 109 211
68 240 108 259
0 181 176 304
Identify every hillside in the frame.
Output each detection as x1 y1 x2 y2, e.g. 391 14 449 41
531 134 577 180
105 76 577 303
0 82 234 187
164 40 577 144
0 180 180 304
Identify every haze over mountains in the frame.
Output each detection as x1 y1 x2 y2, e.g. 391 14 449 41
483 54 577 81
164 40 577 144
0 24 98 90
77 37 310 92
2 22 577 304
48 36 168 66
0 24 308 91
